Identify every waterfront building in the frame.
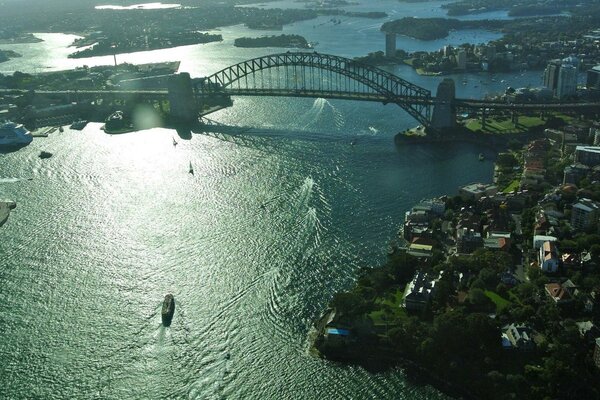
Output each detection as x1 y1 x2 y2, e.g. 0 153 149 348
543 60 562 93
407 242 434 258
571 198 600 232
575 146 600 167
417 199 445 216
459 183 498 201
557 64 578 99
587 65 600 90
385 33 396 58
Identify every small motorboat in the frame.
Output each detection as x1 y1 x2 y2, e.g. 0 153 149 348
162 294 175 327
70 120 88 130
39 151 53 159
478 153 484 161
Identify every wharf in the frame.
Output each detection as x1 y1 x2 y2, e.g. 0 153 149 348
31 126 57 137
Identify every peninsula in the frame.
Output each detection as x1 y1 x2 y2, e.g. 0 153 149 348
313 117 600 399
0 50 22 64
69 32 223 58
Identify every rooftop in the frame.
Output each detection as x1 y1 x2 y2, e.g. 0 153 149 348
576 146 600 154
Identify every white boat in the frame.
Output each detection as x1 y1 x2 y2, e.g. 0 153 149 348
0 121 33 147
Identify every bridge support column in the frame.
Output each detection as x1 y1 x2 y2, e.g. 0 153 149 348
168 73 198 123
511 111 518 126
430 78 456 132
481 108 487 128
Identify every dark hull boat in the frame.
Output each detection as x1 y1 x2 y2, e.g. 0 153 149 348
162 294 175 327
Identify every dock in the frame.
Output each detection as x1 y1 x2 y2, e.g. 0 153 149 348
31 126 57 137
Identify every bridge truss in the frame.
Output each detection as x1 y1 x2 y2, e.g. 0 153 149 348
196 52 433 126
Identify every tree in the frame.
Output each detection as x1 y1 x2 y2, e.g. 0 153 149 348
469 288 492 310
332 292 368 316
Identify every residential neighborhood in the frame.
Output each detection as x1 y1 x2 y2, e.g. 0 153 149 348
316 118 600 399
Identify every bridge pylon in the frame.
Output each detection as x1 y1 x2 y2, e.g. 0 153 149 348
167 73 198 123
429 78 457 133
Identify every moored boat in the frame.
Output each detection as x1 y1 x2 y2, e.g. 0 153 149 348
162 294 175 326
103 111 133 134
70 120 88 130
0 121 33 148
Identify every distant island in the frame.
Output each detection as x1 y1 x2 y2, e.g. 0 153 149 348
0 50 22 64
234 35 310 49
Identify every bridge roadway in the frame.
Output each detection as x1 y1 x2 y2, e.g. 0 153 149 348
2 88 600 112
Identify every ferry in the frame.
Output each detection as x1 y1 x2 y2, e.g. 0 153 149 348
161 294 175 327
0 121 33 147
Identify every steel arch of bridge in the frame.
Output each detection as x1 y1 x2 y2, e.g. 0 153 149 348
196 52 433 126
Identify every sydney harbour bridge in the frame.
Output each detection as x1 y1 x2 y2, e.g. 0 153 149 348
14 52 600 132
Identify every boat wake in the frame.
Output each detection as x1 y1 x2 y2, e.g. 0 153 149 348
0 177 30 183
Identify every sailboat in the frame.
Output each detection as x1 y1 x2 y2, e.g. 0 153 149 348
188 162 194 175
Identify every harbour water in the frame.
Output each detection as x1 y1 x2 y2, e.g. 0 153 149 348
0 1 540 398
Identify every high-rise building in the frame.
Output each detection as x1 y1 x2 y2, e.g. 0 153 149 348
571 198 600 232
385 33 396 58
457 49 467 70
443 45 453 57
557 64 578 99
543 60 562 93
587 65 600 90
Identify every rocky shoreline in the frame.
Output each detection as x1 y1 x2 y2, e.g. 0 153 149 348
0 200 16 228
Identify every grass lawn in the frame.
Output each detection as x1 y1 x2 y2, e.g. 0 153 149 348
502 178 521 193
369 285 408 325
485 290 512 312
466 113 576 134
